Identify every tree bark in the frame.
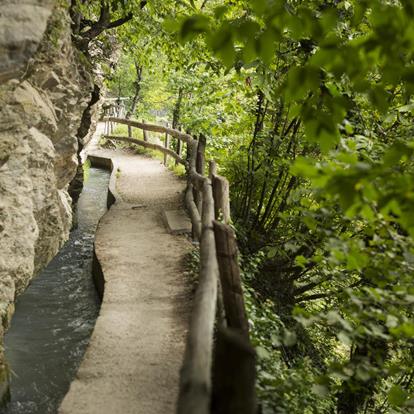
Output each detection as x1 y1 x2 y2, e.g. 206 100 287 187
126 62 142 120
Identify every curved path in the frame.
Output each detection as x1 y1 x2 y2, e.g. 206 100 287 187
59 137 192 413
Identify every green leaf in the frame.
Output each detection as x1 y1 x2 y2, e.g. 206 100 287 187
283 330 297 346
256 346 270 359
180 15 209 41
312 384 329 397
295 255 307 269
388 385 408 407
337 331 352 346
257 29 276 65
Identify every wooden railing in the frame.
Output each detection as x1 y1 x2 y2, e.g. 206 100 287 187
102 116 257 414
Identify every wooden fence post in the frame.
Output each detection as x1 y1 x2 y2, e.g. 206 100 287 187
164 123 169 166
143 119 148 141
195 134 206 213
212 221 257 414
212 221 249 335
212 175 231 224
177 179 219 414
211 327 257 414
128 125 132 137
176 127 182 166
196 134 206 176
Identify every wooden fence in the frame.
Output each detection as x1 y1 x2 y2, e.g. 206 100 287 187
102 116 257 414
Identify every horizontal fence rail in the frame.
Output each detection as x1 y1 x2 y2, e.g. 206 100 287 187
101 116 257 414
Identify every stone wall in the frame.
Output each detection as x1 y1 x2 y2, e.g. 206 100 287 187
0 1 95 400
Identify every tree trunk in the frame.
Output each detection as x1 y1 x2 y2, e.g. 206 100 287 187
173 88 184 164
126 62 142 120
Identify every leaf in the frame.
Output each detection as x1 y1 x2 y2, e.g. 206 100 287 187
398 103 414 113
258 29 276 65
283 330 297 346
337 331 352 346
295 255 307 269
256 346 270 359
180 15 209 42
388 385 408 407
290 157 318 177
312 384 329 397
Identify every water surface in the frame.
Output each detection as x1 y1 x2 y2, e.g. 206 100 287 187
2 167 109 414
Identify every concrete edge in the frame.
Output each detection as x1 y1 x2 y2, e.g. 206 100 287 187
88 154 120 209
87 154 120 301
58 153 119 413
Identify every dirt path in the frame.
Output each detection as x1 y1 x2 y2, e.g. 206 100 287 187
59 139 192 413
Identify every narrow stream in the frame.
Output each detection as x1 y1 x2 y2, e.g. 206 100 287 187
2 167 110 414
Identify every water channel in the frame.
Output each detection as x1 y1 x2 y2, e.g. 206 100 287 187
2 167 109 414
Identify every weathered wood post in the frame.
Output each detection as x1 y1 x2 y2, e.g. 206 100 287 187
196 134 206 176
212 175 231 224
110 106 114 133
185 128 192 165
195 134 206 213
213 221 249 334
209 160 227 326
175 126 182 166
211 221 257 414
128 124 132 137
211 327 257 414
164 123 169 166
185 137 202 242
177 179 219 414
142 119 148 142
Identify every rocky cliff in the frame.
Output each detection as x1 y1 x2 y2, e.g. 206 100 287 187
0 1 97 401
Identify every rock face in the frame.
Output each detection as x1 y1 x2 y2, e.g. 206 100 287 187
0 1 95 400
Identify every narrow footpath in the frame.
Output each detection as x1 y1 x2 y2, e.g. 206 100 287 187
59 128 192 414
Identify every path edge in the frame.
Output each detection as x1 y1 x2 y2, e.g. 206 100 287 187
87 154 119 300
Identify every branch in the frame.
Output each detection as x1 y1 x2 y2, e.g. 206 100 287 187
296 281 362 303
106 12 133 30
293 277 331 297
296 292 333 303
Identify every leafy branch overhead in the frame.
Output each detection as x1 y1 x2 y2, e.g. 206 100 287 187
70 0 148 51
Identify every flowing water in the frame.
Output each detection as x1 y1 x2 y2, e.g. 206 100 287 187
2 167 110 414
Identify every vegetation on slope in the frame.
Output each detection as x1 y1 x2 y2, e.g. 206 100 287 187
73 1 414 412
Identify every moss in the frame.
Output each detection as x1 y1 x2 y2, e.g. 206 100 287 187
0 363 10 409
42 3 67 50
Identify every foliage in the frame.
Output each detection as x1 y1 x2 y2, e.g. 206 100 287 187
89 0 414 412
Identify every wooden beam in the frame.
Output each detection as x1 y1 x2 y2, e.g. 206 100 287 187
104 116 194 145
212 221 249 336
177 180 219 414
195 134 206 214
176 128 182 166
104 135 185 165
212 175 231 224
142 119 149 142
211 326 257 414
185 183 201 241
196 134 206 177
164 126 169 166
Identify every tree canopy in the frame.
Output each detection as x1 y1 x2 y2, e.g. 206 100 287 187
74 0 414 412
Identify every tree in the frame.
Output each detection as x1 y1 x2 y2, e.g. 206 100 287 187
170 1 414 412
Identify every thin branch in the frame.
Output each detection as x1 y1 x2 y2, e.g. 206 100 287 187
106 12 133 30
